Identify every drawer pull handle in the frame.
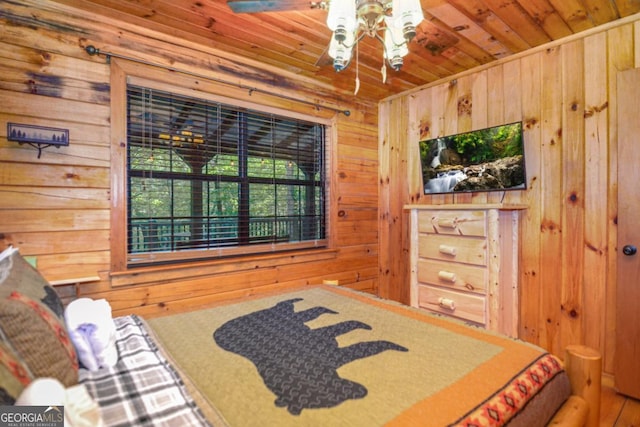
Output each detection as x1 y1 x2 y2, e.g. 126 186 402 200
438 297 456 310
438 270 457 282
439 244 457 256
437 218 457 228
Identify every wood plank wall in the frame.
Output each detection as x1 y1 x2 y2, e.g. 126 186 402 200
0 1 378 315
379 15 640 374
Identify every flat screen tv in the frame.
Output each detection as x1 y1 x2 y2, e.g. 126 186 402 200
419 121 526 195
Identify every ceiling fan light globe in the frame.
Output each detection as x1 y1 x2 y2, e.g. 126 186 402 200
334 27 348 43
384 22 409 54
401 23 417 42
384 24 406 70
391 0 424 32
327 0 357 33
328 34 353 71
388 57 403 71
384 47 405 71
328 31 355 55
333 60 348 72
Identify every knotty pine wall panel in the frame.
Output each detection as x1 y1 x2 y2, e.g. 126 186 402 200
0 1 379 314
379 16 640 373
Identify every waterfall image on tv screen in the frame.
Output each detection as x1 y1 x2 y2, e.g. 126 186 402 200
419 122 526 195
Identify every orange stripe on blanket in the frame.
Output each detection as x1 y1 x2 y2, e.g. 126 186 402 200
452 354 564 426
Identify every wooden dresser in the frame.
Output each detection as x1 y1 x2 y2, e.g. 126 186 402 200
405 204 526 337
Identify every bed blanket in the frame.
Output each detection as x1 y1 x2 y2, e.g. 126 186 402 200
145 286 571 427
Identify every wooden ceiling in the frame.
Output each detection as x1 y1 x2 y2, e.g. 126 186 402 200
60 0 640 102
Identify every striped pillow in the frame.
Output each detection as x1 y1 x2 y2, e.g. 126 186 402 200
0 291 78 387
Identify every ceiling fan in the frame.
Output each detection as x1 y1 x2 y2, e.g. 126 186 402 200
226 0 424 89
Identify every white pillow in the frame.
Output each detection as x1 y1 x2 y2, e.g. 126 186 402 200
16 378 105 427
15 377 65 406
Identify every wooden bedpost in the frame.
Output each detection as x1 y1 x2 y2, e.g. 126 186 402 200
564 345 602 427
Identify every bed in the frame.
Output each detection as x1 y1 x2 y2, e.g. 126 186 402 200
83 286 599 427
0 248 600 426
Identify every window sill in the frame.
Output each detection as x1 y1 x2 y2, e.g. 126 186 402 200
110 247 339 288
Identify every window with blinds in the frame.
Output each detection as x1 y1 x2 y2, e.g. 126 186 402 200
126 85 327 265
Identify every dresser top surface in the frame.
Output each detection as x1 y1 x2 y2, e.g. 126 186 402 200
404 204 528 211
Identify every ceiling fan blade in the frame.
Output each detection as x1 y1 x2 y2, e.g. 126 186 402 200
227 0 320 13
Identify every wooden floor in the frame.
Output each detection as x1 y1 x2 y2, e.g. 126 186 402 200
600 376 640 426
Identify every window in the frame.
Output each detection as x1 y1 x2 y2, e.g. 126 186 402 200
125 85 327 265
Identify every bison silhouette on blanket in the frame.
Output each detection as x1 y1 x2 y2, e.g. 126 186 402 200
213 298 408 415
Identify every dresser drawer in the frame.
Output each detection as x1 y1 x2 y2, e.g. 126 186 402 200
417 285 486 325
417 259 488 294
418 234 487 266
417 210 487 237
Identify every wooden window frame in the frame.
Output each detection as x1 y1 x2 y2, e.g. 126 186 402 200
109 59 337 274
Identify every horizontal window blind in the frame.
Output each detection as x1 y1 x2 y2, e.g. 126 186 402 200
126 85 327 265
